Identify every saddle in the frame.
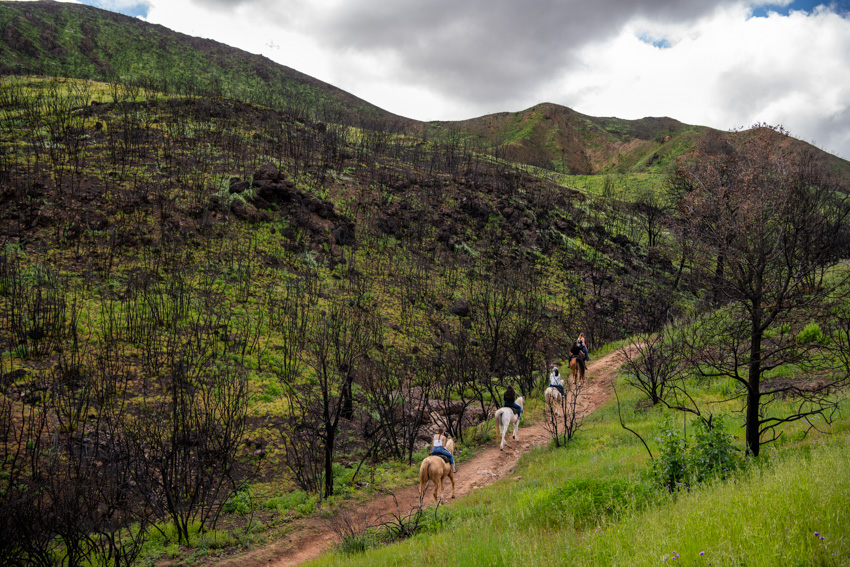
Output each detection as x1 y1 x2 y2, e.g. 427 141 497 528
505 405 520 415
430 452 452 464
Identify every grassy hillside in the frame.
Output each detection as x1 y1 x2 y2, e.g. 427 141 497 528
430 103 850 178
309 387 850 567
0 75 703 565
0 0 408 128
432 104 708 175
4 2 848 179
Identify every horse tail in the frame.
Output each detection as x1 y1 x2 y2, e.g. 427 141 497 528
495 408 507 434
419 459 430 485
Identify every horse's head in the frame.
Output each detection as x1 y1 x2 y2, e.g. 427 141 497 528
516 397 524 409
445 437 455 455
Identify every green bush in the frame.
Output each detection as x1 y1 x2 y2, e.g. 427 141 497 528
223 486 253 515
653 414 741 491
797 321 825 345
652 415 688 491
687 415 740 483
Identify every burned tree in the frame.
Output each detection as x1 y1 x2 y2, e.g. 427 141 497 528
670 126 850 456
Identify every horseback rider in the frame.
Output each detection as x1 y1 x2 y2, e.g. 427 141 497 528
431 428 457 473
503 384 523 421
549 365 565 397
577 333 590 361
570 341 586 374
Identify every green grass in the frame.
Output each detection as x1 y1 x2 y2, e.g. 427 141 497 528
307 389 850 567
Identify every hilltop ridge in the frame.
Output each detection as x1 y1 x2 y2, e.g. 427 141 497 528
1 0 848 177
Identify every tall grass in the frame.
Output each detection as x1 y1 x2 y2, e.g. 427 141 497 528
572 437 850 566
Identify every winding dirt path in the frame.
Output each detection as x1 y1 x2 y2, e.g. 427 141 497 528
213 347 630 567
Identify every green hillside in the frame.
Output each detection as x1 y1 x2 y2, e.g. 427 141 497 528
430 103 850 178
1 4 850 566
0 0 408 128
430 104 707 175
3 1 849 179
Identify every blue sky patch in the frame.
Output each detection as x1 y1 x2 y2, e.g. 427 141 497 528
79 1 151 19
638 33 672 49
750 0 850 18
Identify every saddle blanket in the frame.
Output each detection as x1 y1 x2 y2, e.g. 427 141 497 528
430 452 452 464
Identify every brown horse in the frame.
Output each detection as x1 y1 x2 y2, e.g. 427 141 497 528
569 356 586 384
418 437 455 508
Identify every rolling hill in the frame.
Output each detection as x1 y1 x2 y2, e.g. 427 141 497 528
0 0 411 129
3 0 848 178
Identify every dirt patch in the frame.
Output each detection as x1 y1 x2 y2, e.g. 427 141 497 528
210 346 633 567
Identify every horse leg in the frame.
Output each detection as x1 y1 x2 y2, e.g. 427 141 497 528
512 418 519 440
418 460 431 508
448 470 456 499
418 476 429 509
433 475 441 504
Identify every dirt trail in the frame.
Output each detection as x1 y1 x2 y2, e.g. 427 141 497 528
214 347 629 567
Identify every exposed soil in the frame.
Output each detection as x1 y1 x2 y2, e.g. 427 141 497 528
212 346 633 567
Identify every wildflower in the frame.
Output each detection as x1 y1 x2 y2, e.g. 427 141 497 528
700 551 705 556
814 532 820 536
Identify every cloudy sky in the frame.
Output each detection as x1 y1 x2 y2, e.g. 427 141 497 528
40 0 850 158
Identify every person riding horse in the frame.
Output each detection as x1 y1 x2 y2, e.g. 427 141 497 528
431 428 457 473
549 366 565 397
503 385 523 421
577 333 590 361
570 341 586 374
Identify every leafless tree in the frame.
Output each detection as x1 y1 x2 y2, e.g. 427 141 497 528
288 296 381 498
670 126 850 455
618 324 691 406
544 371 587 447
361 348 433 464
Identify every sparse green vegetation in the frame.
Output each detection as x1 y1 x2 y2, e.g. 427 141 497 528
1 4 849 565
309 388 850 567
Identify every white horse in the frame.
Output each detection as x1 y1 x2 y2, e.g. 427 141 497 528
494 397 524 451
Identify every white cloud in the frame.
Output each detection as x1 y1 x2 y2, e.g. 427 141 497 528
555 5 850 157
31 0 850 157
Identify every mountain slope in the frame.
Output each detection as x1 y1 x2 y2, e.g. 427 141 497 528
433 103 710 175
0 0 410 128
432 103 850 178
2 1 848 178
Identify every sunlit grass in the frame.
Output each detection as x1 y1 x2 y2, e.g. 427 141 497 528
308 389 850 567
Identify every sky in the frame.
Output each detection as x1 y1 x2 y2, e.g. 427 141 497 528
29 0 850 158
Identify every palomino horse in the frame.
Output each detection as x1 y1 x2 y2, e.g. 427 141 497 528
494 397 524 451
569 356 586 384
544 386 563 414
418 437 455 508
